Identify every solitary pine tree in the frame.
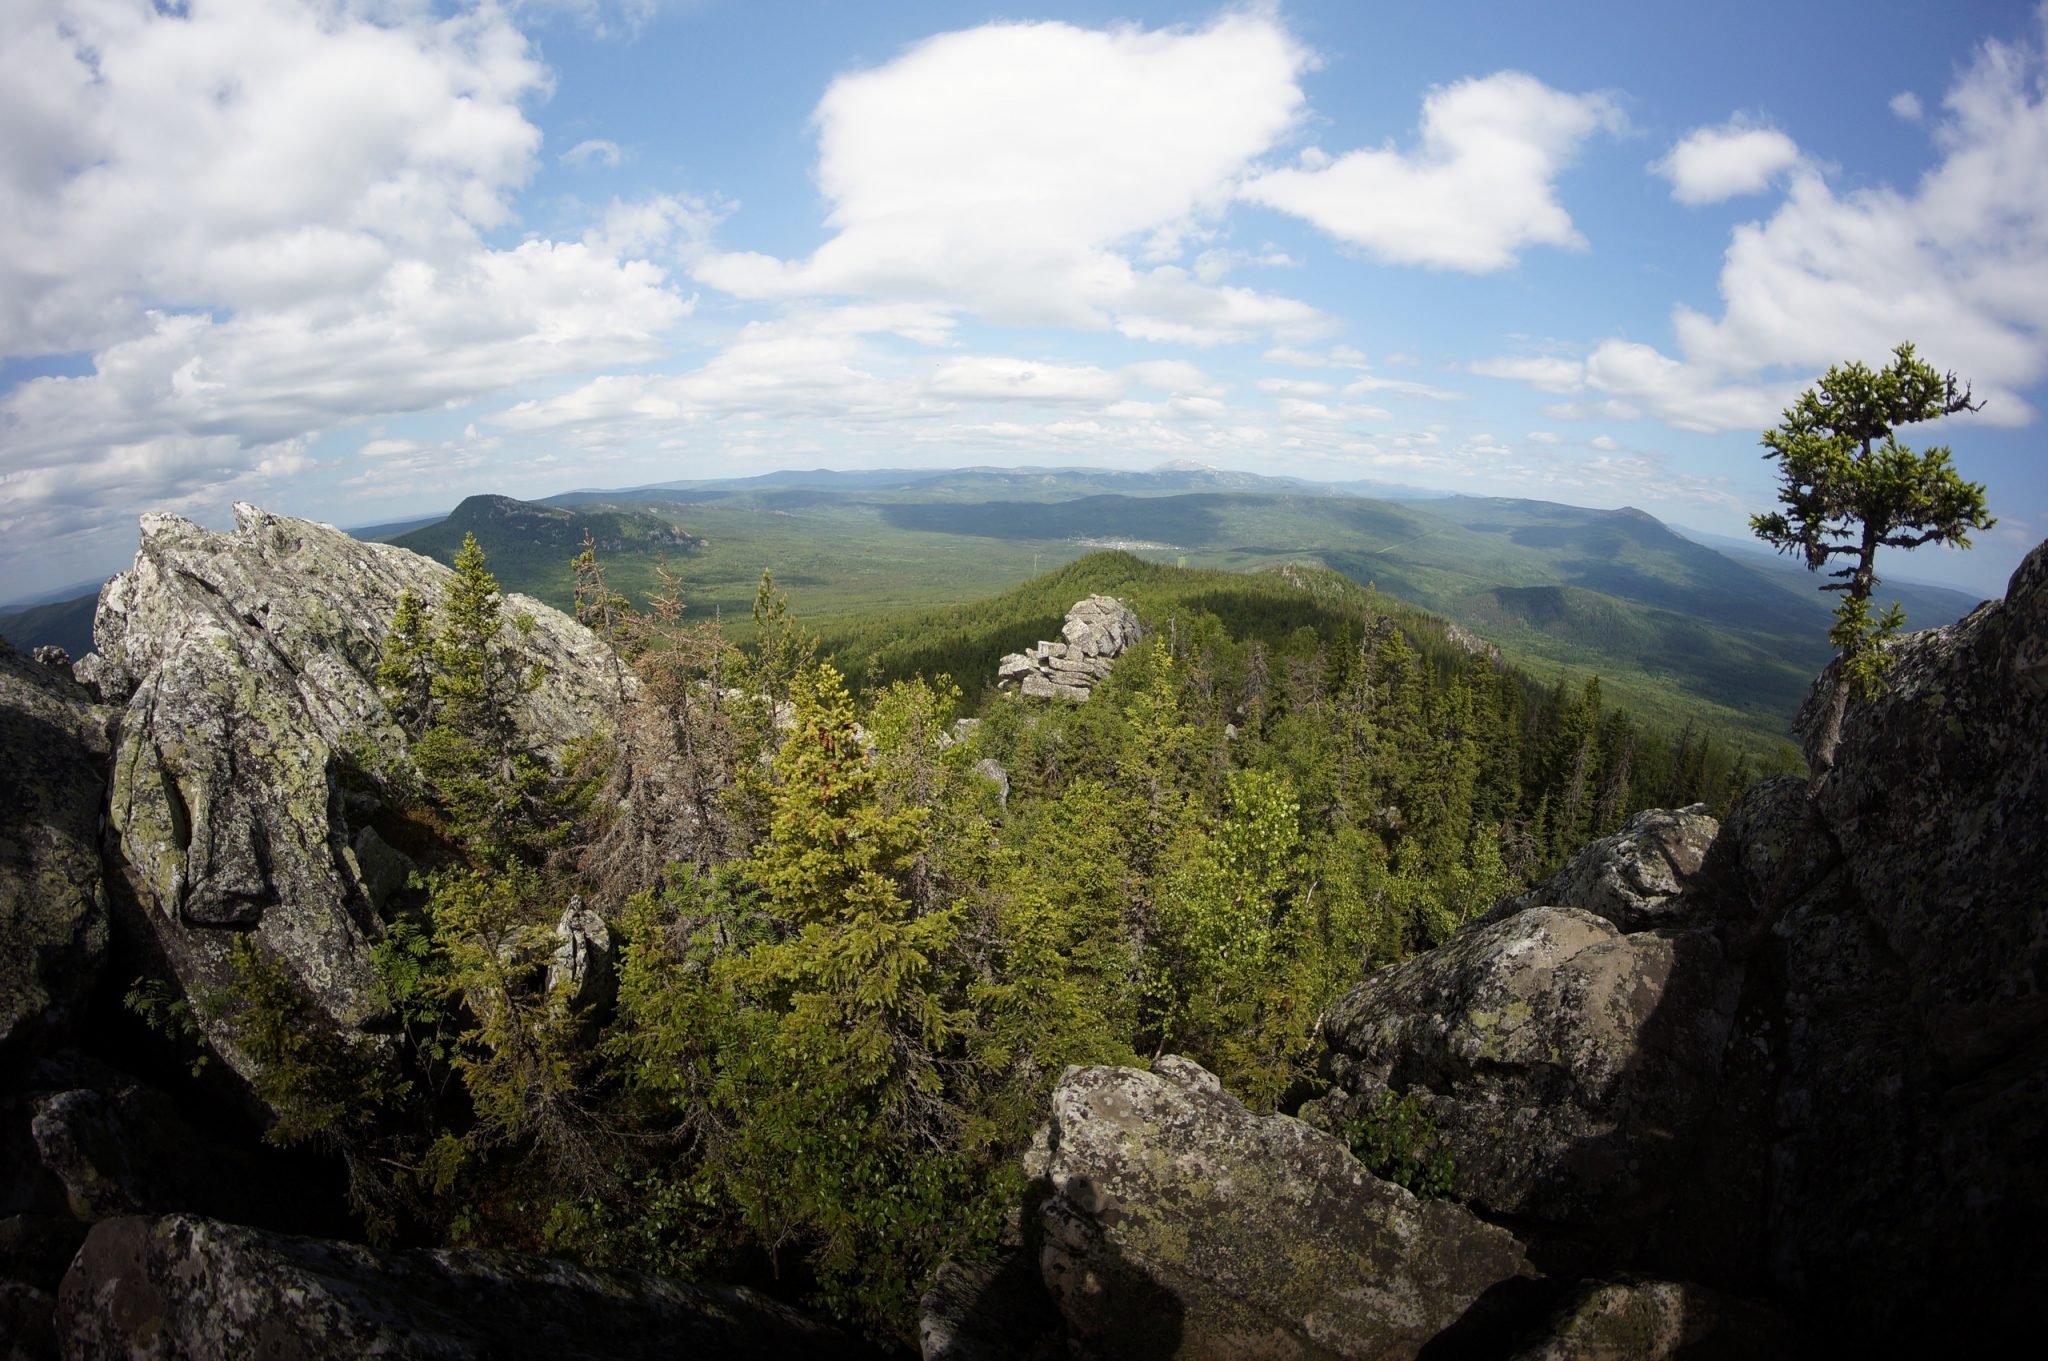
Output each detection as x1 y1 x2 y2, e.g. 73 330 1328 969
1751 342 1993 780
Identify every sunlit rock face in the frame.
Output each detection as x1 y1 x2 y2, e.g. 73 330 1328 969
1032 1056 1536 1359
997 595 1140 701
86 504 622 1086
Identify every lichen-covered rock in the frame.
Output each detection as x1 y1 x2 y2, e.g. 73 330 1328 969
1506 1278 1793 1360
1493 806 1719 930
1308 908 1742 1242
997 597 1139 702
0 639 111 1056
90 505 622 1087
546 897 614 1013
57 1214 873 1360
1033 1057 1534 1359
1756 539 2048 1345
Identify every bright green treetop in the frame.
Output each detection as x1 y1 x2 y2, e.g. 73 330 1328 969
1751 343 1993 770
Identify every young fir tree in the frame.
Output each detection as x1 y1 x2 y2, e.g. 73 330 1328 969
1751 342 1993 780
412 533 548 857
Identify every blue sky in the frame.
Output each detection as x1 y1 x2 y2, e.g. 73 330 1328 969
4 0 2046 602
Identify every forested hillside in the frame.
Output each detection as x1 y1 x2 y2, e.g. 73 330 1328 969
129 531 1769 1344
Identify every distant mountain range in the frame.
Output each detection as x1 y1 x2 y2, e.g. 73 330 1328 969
1 463 1992 754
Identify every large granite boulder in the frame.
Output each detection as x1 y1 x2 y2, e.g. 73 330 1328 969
1031 1057 1535 1359
86 505 622 1086
1306 907 1742 1254
997 596 1139 702
0 641 111 1055
56 1213 873 1359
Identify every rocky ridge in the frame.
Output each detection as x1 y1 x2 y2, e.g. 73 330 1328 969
997 595 1140 700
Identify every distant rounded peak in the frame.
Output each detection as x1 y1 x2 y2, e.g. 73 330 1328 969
1152 459 1219 473
1612 506 1661 524
453 492 545 514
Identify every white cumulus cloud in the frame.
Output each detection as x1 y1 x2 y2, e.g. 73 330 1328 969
1241 72 1623 271
0 0 693 583
1653 118 1802 204
693 11 1324 344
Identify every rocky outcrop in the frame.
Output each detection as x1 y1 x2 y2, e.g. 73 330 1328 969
56 1213 874 1360
1758 540 2048 1343
0 641 110 1056
997 597 1139 701
1297 538 2048 1347
1491 805 1719 931
1031 1057 1535 1359
546 897 614 1013
85 505 621 1084
1307 907 1741 1252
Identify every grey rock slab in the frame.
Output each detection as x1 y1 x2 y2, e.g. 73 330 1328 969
1494 806 1719 932
1310 907 1742 1237
93 505 623 1090
1035 1057 1533 1360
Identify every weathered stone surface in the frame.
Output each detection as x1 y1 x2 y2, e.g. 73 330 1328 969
918 1249 1060 1361
1506 1278 1793 1360
1493 805 1719 931
1034 1057 1534 1359
972 758 1010 807
997 597 1139 703
0 640 110 1055
1308 908 1742 1242
1754 539 2048 1344
546 897 614 1013
90 505 621 1086
57 1214 873 1360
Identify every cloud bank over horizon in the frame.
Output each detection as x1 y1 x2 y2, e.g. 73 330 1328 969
3 0 2046 599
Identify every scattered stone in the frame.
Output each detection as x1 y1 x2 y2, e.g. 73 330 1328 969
29 646 69 671
1507 1277 1794 1360
972 758 1010 807
1307 907 1742 1246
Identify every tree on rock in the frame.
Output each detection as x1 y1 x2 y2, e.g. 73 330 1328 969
1751 342 1993 779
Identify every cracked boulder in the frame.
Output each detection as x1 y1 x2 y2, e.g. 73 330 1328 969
88 505 622 1088
1032 1056 1535 1359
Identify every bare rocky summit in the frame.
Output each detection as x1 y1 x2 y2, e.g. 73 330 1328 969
997 595 1139 701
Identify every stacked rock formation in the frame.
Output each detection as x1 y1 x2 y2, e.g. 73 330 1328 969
996 595 1139 701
